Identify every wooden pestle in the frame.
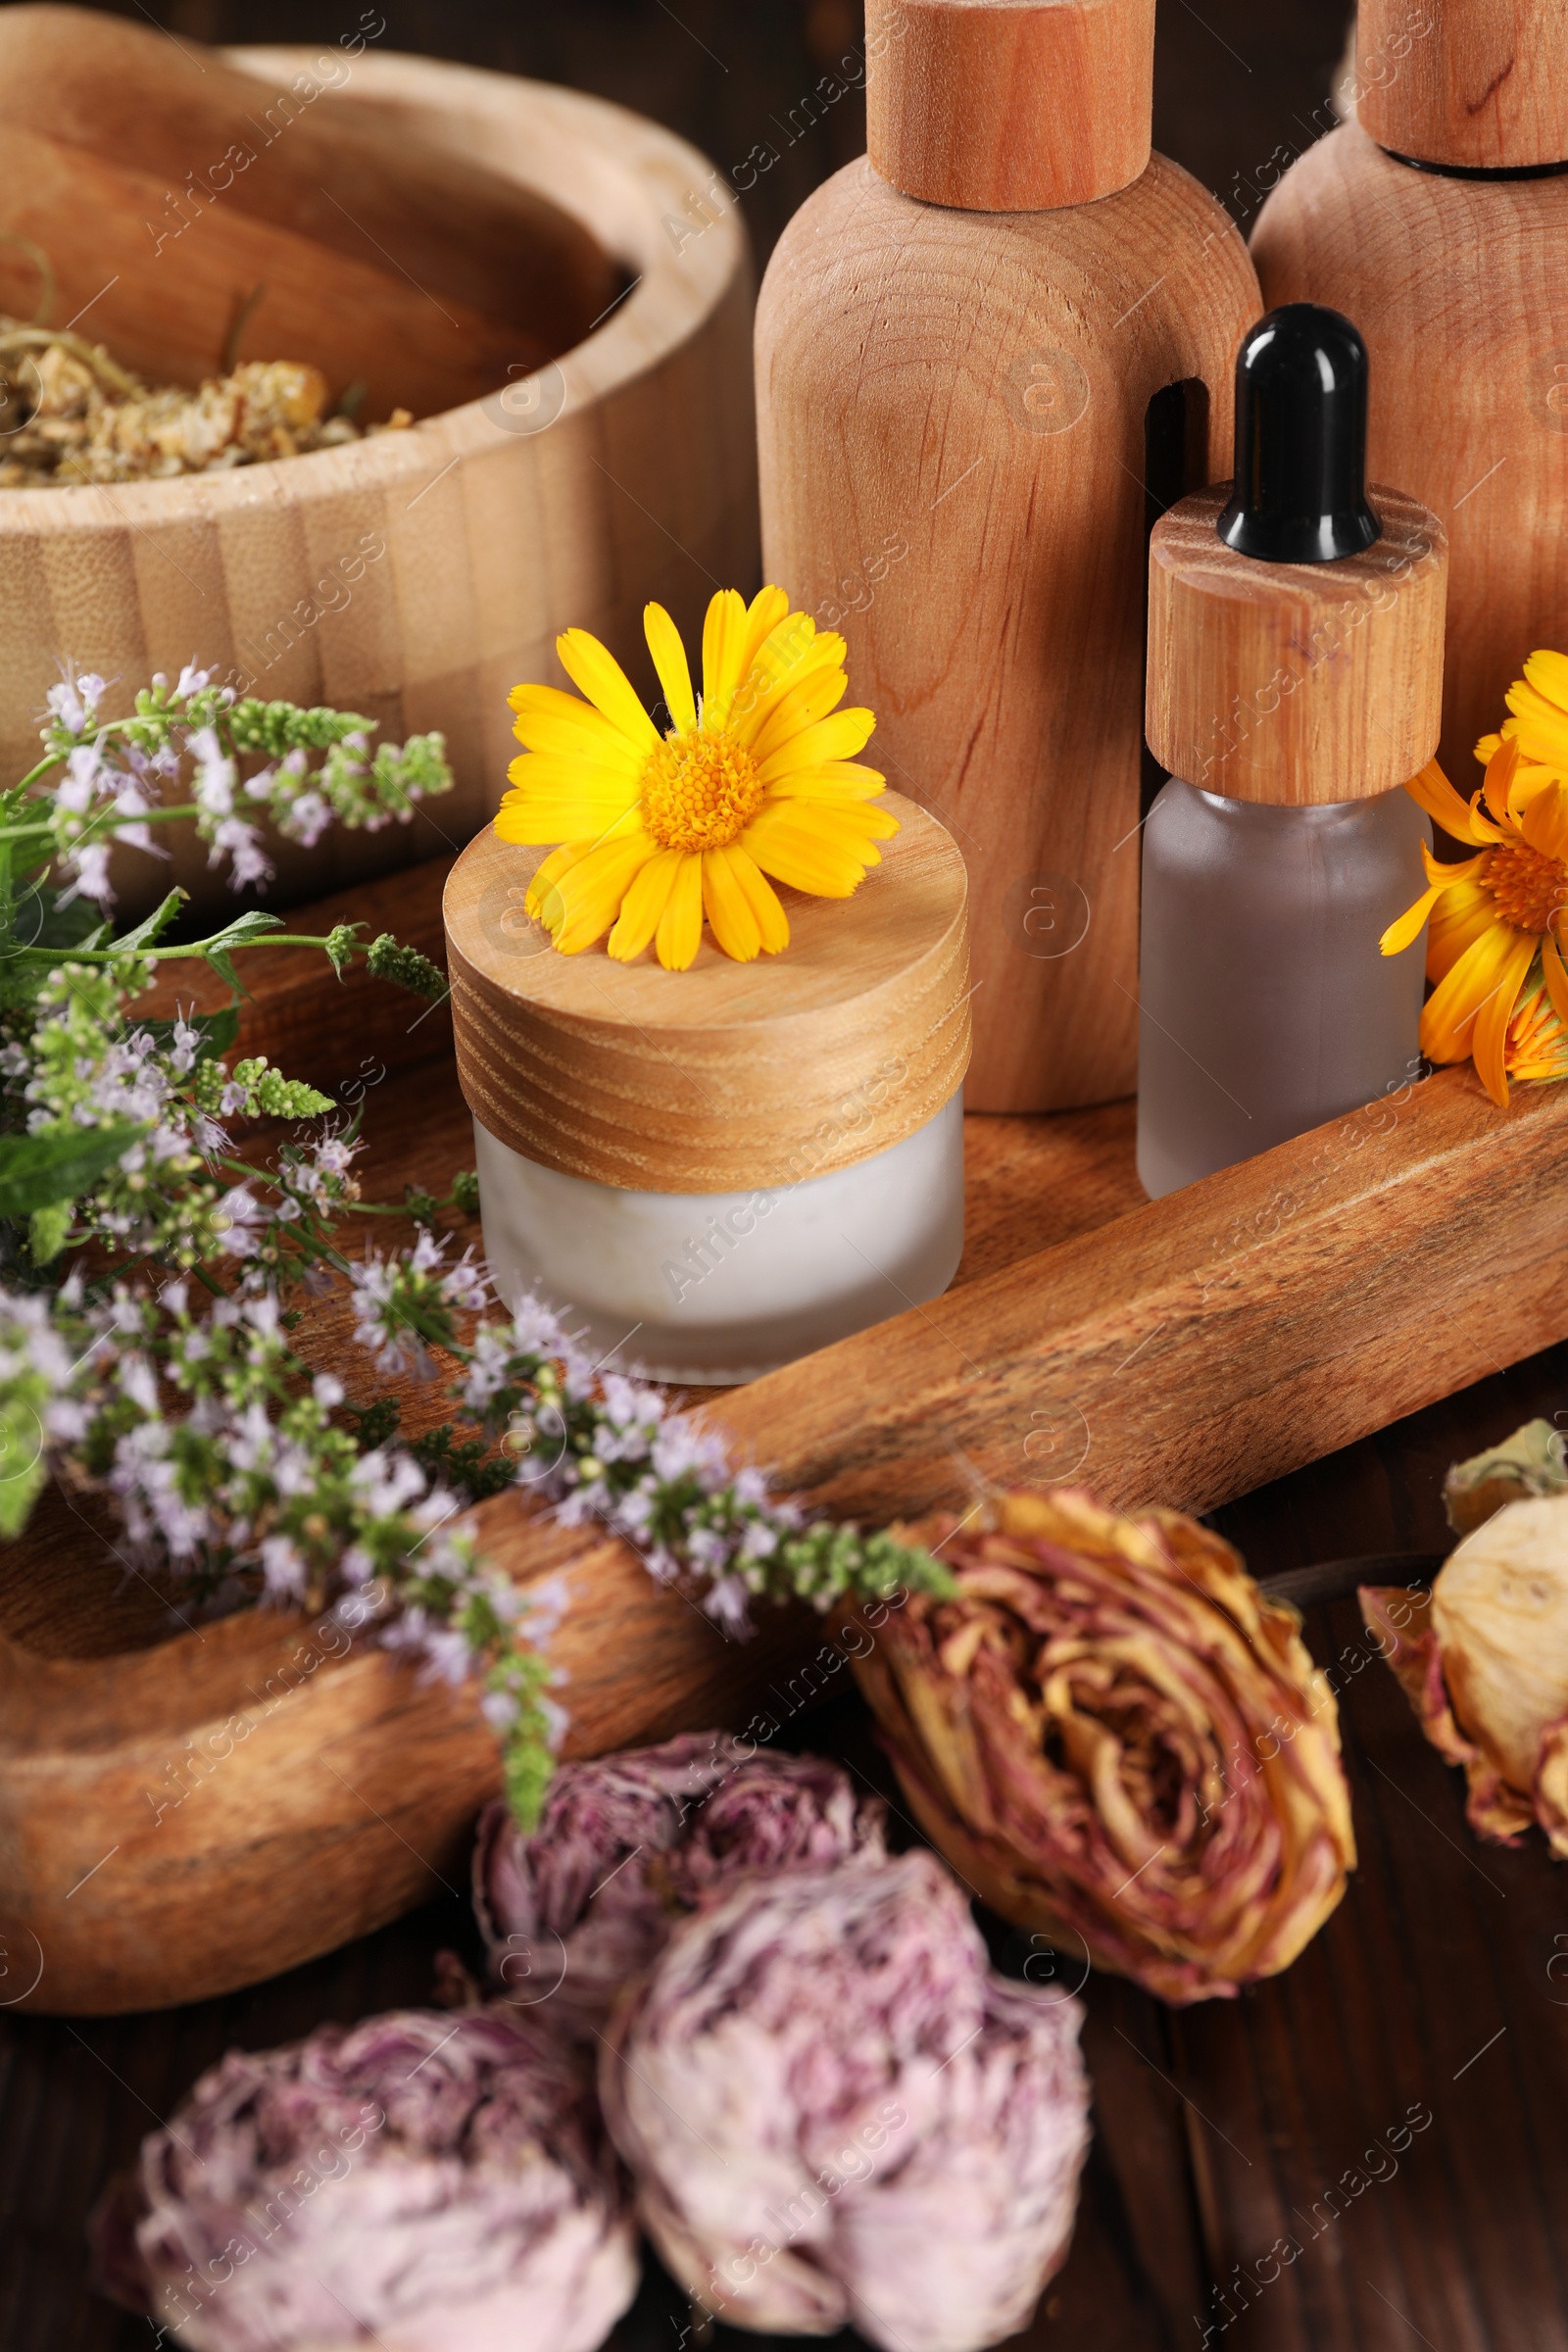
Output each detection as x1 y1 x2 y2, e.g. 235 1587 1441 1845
0 4 621 420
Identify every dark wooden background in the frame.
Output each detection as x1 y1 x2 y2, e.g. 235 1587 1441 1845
16 0 1359 266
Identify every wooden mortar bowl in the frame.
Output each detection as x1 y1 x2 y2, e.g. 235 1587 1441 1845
0 44 758 918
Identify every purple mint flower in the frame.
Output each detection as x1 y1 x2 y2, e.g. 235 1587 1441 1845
600 1849 1091 2352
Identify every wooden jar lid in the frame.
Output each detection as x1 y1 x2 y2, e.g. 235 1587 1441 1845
1357 0 1568 172
444 793 971 1195
1146 484 1448 806
865 0 1154 211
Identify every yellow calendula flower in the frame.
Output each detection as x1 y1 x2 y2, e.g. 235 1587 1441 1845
1506 963 1568 1084
496 585 896 971
1380 649 1568 1105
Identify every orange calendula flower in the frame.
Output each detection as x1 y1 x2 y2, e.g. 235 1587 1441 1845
1380 649 1568 1104
496 587 896 971
1505 962 1568 1085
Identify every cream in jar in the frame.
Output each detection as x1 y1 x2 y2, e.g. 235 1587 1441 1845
443 793 970 1383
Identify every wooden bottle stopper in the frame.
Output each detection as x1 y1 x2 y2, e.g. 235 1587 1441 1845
1146 483 1448 805
865 0 1154 210
1356 0 1568 172
443 794 971 1196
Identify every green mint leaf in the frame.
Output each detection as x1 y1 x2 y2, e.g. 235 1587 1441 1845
26 1200 72 1266
0 1406 48 1537
0 1119 149 1217
203 945 245 998
203 910 286 954
198 908 284 1000
116 887 189 956
9 888 106 953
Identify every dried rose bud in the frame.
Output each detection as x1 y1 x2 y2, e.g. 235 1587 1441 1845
473 1731 885 2036
1443 1416 1568 1538
600 1848 1089 2352
1362 1491 1568 1851
90 2007 637 2352
850 1489 1355 2003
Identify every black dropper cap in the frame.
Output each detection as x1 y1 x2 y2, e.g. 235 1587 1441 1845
1216 304 1381 564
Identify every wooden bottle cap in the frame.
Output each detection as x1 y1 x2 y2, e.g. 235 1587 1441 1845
1356 0 1568 171
443 793 971 1195
1146 484 1448 806
865 0 1154 211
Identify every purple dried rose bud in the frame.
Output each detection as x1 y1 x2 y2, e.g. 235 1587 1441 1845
473 1731 885 2037
599 1848 1090 2352
90 2007 637 2352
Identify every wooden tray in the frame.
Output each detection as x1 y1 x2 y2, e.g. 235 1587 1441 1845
4 854 1567 2013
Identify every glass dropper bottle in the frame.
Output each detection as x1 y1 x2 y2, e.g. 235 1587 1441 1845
1137 303 1450 1199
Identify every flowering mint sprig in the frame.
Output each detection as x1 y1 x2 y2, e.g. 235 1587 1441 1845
0 660 550 1813
346 1255 956 1638
0 893 457 1276
2 663 453 906
0 948 347 1271
0 1276 566 1814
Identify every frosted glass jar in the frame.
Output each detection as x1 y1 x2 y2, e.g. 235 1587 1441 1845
1137 777 1430 1198
443 793 972 1384
473 1092 964 1383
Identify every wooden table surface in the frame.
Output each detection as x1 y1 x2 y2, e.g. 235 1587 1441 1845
4 1309 1566 2352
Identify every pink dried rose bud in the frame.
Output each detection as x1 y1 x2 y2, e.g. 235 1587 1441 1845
600 1847 1090 2352
90 2007 638 2352
473 1731 886 2035
1361 1490 1568 1851
849 1489 1355 2003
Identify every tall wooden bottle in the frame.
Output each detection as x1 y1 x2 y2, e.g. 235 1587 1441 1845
755 0 1260 1110
1252 0 1568 785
